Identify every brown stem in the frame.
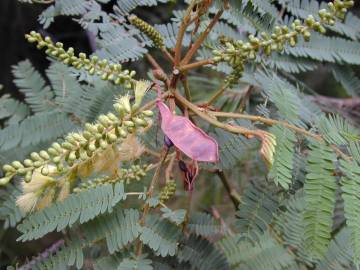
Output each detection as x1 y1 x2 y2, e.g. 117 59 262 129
216 170 241 208
207 82 230 106
161 47 175 63
179 59 215 72
181 77 192 101
145 54 162 70
181 10 224 65
210 111 351 161
210 111 321 140
238 85 254 112
173 90 262 138
174 0 197 66
136 148 169 256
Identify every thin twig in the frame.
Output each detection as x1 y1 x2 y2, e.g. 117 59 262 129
136 148 169 256
210 111 351 161
174 0 197 66
161 47 175 63
145 53 162 70
179 59 215 72
216 170 241 208
181 10 224 65
173 90 262 138
181 77 192 101
207 82 230 106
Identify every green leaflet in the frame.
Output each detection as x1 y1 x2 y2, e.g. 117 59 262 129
304 141 337 259
340 158 360 266
82 208 141 254
219 232 297 270
140 215 181 257
269 125 297 190
235 180 279 239
178 234 229 270
0 184 24 229
17 182 126 242
188 212 221 237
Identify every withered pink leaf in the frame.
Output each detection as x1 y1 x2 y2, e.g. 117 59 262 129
157 100 219 162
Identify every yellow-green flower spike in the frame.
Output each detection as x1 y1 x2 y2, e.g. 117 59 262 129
25 31 136 88
128 15 165 48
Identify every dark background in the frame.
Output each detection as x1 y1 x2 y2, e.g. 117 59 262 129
1 0 360 98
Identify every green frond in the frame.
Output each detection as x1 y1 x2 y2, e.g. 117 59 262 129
212 127 255 170
317 114 359 146
316 227 355 270
155 22 190 49
39 0 95 28
340 158 360 266
82 208 141 254
46 61 120 121
286 34 360 65
114 0 170 16
235 181 279 239
32 236 83 270
0 184 24 229
219 232 297 270
96 32 148 63
273 191 313 266
0 111 77 151
0 95 29 125
188 212 221 237
304 141 337 259
161 208 186 226
267 53 318 73
255 71 306 126
332 65 360 96
348 142 360 164
268 125 297 190
140 215 181 257
243 0 279 19
278 0 360 40
12 60 54 113
94 253 152 270
17 182 126 242
178 234 229 270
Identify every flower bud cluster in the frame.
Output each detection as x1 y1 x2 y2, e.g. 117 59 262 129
212 0 354 84
73 164 149 192
159 180 176 203
128 15 165 48
0 95 154 186
25 31 136 88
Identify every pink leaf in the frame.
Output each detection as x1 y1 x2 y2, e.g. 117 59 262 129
157 100 219 162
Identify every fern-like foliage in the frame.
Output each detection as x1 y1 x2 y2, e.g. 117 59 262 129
219 232 297 270
340 155 360 266
177 234 229 270
235 180 279 239
268 125 297 190
13 60 55 113
0 184 24 229
332 65 360 97
17 182 126 241
140 215 181 257
303 141 337 259
188 212 221 237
